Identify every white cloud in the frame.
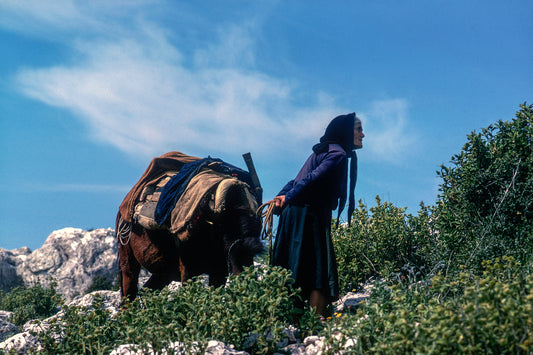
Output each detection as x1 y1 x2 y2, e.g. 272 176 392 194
360 99 417 164
13 17 336 162
15 38 311 159
8 1 415 166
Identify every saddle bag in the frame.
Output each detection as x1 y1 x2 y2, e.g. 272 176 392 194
133 172 177 229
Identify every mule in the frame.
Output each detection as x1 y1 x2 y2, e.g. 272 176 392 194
116 181 263 302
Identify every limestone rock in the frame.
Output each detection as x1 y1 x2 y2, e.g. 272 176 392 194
0 247 31 292
0 331 40 354
334 281 375 313
1 228 119 301
0 311 18 342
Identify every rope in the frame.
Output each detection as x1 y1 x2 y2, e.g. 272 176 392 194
256 200 276 263
117 218 132 246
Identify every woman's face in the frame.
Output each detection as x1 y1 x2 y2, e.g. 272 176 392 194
354 122 365 148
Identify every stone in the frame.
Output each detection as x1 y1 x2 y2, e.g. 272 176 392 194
0 247 30 292
1 228 119 301
0 311 18 342
0 331 41 354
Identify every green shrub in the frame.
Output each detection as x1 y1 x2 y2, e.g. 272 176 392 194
85 275 117 293
322 256 533 354
435 103 533 275
0 282 61 326
333 196 435 292
36 265 318 354
38 294 121 354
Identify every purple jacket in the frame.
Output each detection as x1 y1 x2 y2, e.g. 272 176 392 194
278 143 347 211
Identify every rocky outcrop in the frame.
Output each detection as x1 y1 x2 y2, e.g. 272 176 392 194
0 311 18 342
1 228 119 301
0 247 31 292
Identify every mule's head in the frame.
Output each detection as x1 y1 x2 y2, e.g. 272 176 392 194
213 179 264 275
221 208 263 275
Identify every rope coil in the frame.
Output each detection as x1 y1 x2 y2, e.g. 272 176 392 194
117 217 132 246
256 200 276 262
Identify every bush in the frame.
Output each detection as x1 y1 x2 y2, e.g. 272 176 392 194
322 256 533 354
333 196 435 292
85 275 116 293
36 265 318 354
0 282 61 326
435 103 533 275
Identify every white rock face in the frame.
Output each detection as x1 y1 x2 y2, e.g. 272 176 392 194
1 228 119 301
0 247 31 291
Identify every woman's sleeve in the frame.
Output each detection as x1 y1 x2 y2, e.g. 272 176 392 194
277 180 295 196
285 151 346 203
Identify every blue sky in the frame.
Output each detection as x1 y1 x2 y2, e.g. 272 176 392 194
1 1 531 250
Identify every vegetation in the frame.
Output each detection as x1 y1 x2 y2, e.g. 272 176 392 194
36 266 315 354
333 197 435 292
0 103 531 354
435 103 533 275
333 103 532 287
0 282 60 327
85 275 117 294
322 256 533 354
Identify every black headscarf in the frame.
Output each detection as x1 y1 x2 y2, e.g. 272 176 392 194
312 112 358 226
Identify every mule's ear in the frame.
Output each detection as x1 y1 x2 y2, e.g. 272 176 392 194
214 179 258 214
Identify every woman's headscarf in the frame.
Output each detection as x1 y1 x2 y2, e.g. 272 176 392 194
312 112 358 225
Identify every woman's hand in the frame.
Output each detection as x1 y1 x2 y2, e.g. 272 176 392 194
273 195 286 209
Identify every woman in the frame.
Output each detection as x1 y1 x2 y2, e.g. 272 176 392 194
272 112 364 316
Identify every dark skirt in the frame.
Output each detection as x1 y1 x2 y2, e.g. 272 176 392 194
271 204 339 302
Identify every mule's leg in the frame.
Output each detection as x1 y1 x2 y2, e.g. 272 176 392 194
118 242 141 302
207 237 228 287
130 225 182 293
179 258 189 282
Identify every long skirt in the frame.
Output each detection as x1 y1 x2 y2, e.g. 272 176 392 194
271 204 339 302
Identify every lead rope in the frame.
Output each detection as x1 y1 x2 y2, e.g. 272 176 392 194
256 200 276 264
